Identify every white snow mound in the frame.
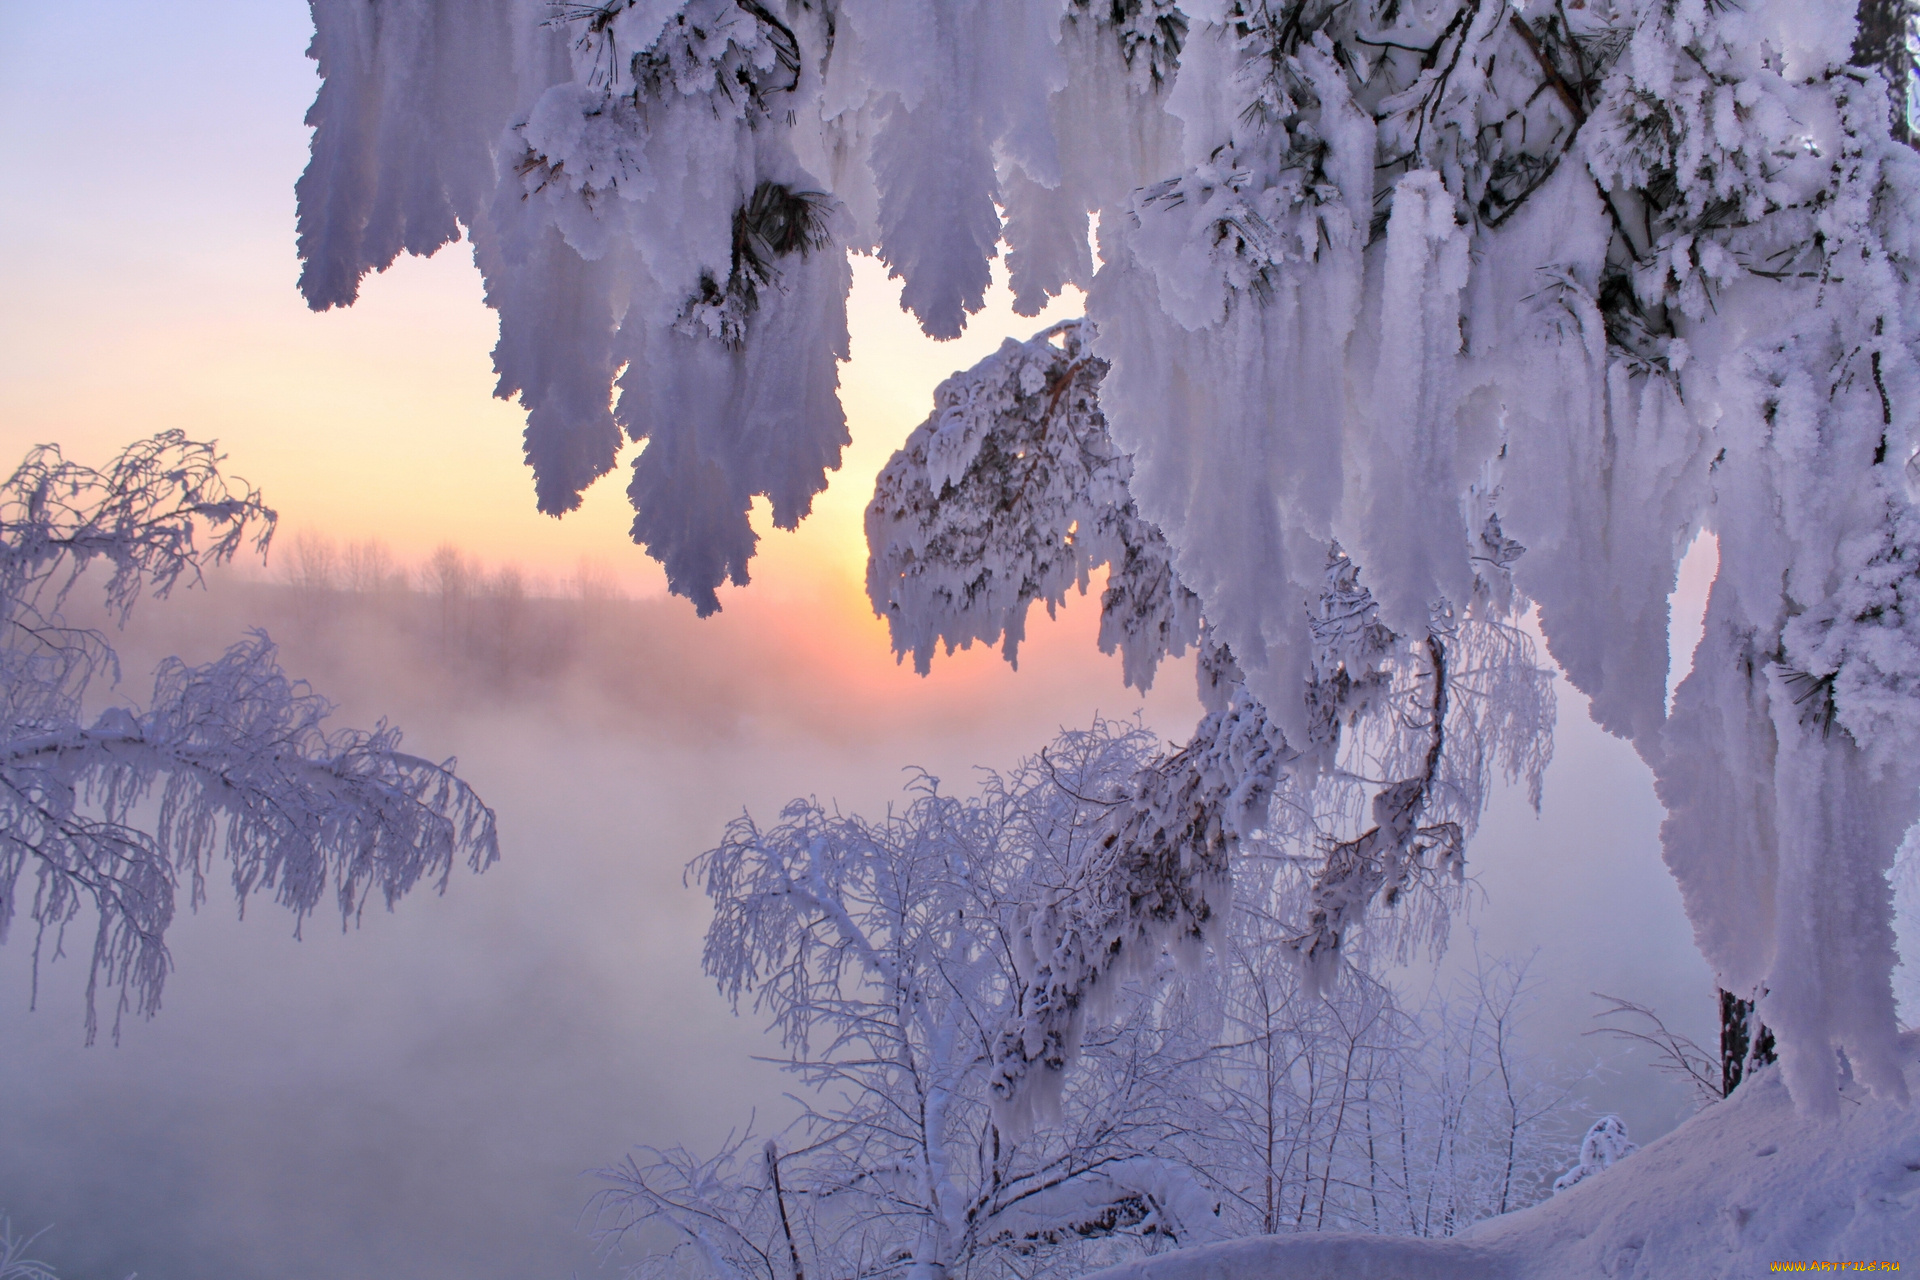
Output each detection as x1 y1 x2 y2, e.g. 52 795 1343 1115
1083 1037 1920 1280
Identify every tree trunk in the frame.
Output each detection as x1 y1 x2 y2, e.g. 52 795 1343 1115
1719 989 1776 1097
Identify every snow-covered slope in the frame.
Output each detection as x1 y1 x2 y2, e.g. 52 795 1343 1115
1084 1036 1920 1280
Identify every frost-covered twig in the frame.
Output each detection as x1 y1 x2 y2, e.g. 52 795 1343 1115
0 1215 58 1280
1585 994 1722 1109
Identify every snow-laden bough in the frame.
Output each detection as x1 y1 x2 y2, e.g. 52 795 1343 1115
298 0 1920 1113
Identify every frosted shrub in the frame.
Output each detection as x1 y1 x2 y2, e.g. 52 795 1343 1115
594 721 1224 1280
592 722 1575 1279
1550 1115 1637 1194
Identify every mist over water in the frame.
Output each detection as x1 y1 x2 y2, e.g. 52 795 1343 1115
0 562 1206 1279
0 551 1717 1279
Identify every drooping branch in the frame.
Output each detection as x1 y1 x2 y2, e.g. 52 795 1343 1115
0 435 496 1040
0 432 274 626
1288 634 1462 988
866 321 1201 692
990 693 1294 1128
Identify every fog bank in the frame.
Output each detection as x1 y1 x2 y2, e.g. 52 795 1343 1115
0 561 1718 1278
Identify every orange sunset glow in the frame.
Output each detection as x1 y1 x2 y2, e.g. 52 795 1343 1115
2 86 1149 709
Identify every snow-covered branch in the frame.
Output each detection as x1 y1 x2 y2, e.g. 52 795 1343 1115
866 320 1201 691
0 436 497 1040
868 325 1553 1116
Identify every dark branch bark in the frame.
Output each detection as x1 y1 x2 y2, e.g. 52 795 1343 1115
765 1141 807 1280
1507 13 1586 127
1718 988 1776 1096
1853 0 1916 145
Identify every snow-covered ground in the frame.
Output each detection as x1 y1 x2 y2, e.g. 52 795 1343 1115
1086 1036 1920 1279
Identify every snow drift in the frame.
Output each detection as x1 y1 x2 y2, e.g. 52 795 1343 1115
1080 1035 1920 1279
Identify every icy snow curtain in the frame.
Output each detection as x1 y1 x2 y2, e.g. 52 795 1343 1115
299 0 1920 1114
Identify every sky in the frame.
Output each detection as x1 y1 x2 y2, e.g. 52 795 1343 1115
0 3 1723 1277
0 0 1071 603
